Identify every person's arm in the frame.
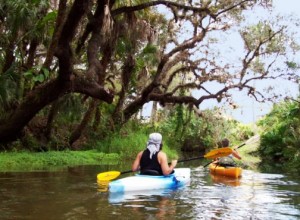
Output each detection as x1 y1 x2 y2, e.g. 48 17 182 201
132 151 143 172
158 152 177 175
232 149 242 160
212 157 219 164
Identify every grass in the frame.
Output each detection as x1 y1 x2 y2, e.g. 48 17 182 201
0 150 120 172
0 135 260 172
0 131 180 172
236 140 261 170
93 131 179 160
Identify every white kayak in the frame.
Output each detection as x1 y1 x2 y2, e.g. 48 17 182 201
108 168 191 193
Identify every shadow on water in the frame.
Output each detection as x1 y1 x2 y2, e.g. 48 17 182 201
0 161 300 219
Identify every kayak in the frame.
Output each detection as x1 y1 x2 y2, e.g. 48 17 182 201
108 168 191 193
209 163 242 178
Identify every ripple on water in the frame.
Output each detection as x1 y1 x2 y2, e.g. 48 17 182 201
1 165 300 219
164 168 300 220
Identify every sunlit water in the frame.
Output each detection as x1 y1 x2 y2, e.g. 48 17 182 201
0 163 299 220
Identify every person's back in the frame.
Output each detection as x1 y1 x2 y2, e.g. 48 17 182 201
217 138 241 167
132 132 177 176
140 148 163 175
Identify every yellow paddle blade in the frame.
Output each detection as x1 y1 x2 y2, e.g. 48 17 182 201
97 171 121 181
204 147 233 159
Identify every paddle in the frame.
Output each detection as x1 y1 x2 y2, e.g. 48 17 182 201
97 147 233 182
203 134 260 168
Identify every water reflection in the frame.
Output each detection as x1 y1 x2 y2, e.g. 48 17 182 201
180 169 300 219
210 173 241 187
97 180 110 192
0 165 300 219
108 188 176 204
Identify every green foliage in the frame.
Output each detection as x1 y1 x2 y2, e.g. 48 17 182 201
229 123 255 145
0 0 55 118
89 122 178 161
258 100 300 170
0 150 119 171
1 0 52 40
0 67 19 115
55 94 87 123
1 0 293 169
93 130 147 156
23 66 51 89
242 22 285 53
157 106 254 150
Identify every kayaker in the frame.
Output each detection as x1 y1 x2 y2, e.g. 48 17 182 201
132 132 178 176
214 138 241 167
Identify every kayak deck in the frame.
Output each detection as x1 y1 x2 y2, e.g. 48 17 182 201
209 163 242 178
109 168 190 193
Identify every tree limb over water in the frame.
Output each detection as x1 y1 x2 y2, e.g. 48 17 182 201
0 0 298 146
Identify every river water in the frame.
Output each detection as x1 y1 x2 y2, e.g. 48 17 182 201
1 162 300 220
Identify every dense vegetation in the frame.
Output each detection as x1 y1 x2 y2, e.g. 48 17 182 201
0 1 299 172
1 0 298 151
258 99 300 170
0 106 256 171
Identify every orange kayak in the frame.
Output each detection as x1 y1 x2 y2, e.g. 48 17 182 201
209 163 242 178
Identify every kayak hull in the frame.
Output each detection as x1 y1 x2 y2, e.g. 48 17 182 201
108 168 190 193
209 163 242 178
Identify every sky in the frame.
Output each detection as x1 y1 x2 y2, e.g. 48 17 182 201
142 0 300 124
226 0 300 123
274 0 300 14
198 0 300 124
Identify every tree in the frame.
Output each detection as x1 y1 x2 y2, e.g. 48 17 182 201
258 99 300 169
0 0 298 148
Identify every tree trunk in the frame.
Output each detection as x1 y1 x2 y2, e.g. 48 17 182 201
45 100 61 140
69 99 97 148
150 101 158 124
0 77 113 144
92 101 101 132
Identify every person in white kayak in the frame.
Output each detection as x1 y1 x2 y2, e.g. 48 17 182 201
132 132 177 175
213 138 242 167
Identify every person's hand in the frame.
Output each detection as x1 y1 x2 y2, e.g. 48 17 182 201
171 160 177 167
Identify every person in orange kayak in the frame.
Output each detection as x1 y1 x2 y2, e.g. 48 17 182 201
214 138 241 166
132 132 177 175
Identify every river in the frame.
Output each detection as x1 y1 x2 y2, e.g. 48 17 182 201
1 161 299 220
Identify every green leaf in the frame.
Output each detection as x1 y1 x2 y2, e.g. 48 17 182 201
42 11 57 23
34 74 45 83
23 71 33 79
42 67 50 79
285 61 298 69
142 44 157 54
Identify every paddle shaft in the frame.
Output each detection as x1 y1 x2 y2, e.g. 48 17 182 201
120 155 206 175
236 143 246 149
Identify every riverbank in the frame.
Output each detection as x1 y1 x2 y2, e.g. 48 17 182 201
0 136 261 172
0 132 180 172
235 140 261 170
0 150 120 172
0 147 261 172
